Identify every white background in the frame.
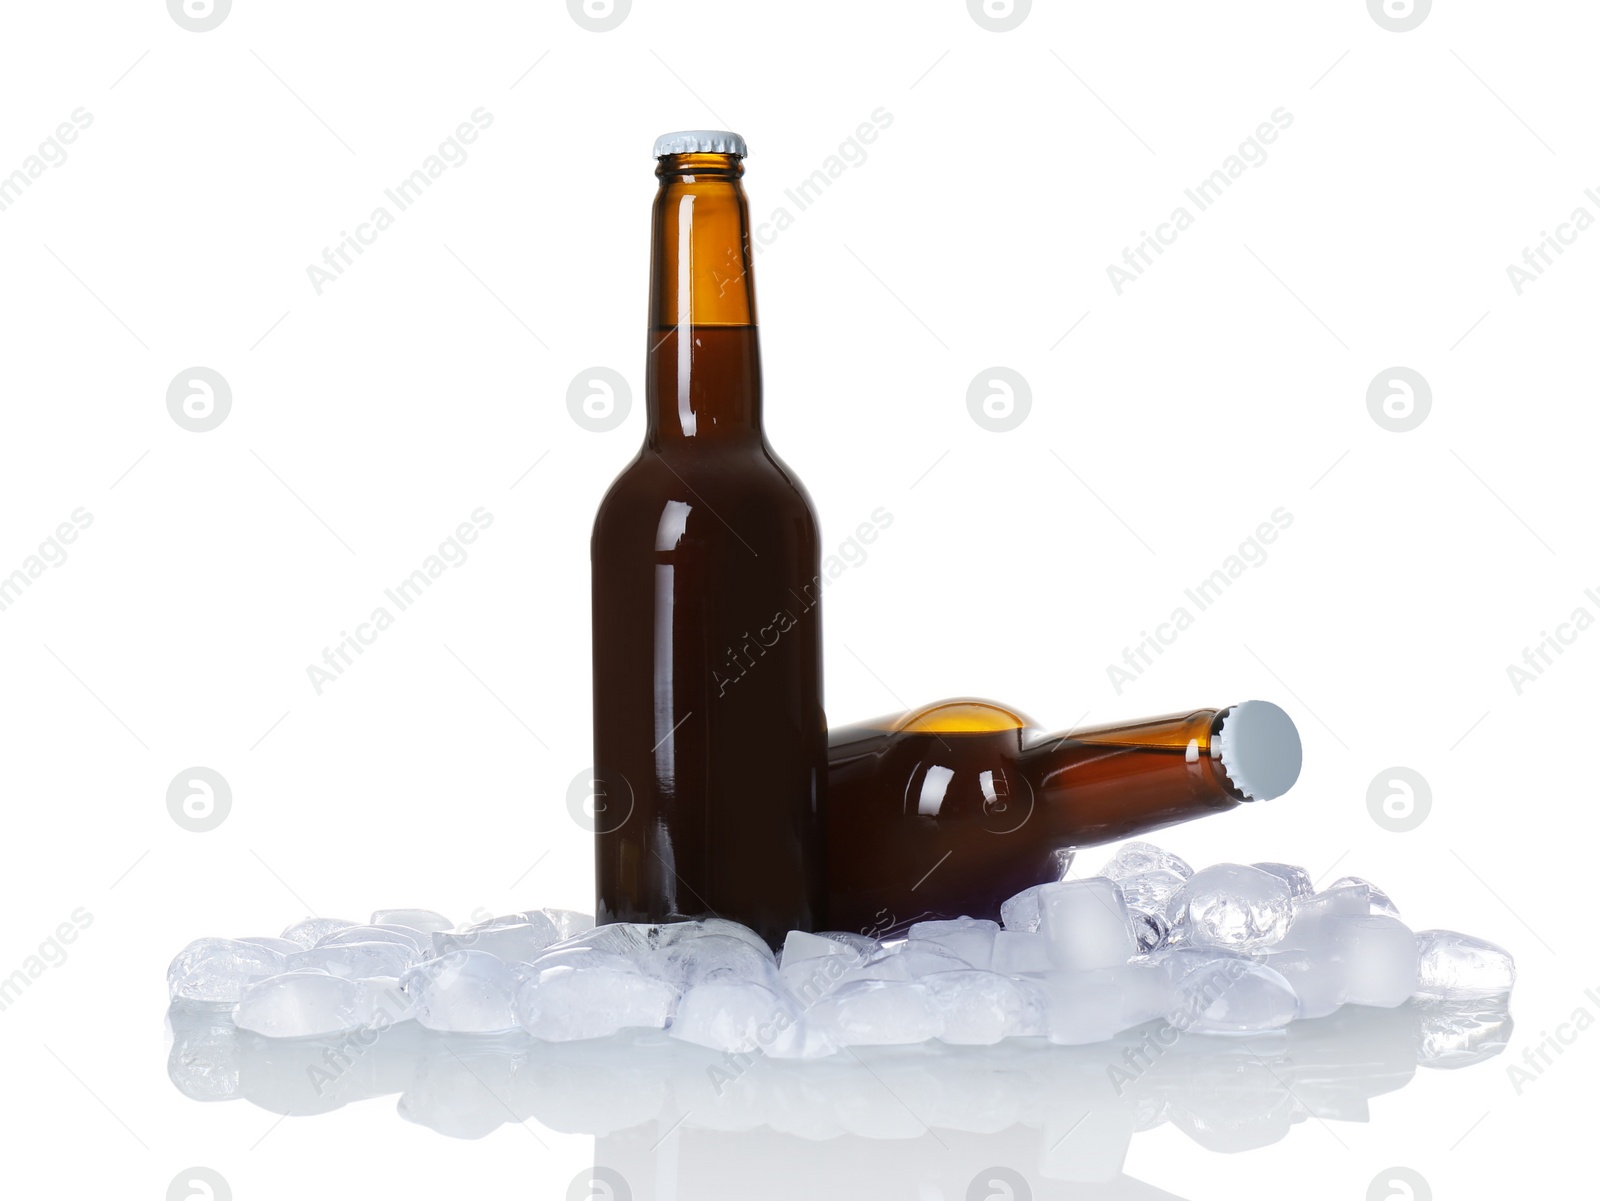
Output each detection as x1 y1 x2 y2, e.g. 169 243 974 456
0 1 1594 1197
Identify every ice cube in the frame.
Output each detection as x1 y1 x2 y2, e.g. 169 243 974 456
235 936 302 956
1170 864 1293 950
654 933 778 988
669 979 796 1052
536 909 595 940
991 930 1053 974
515 961 679 1041
923 970 1044 1044
812 931 882 957
810 979 943 1045
287 939 418 981
1287 885 1372 931
1329 876 1400 918
1163 955 1298 1033
1100 841 1193 882
1116 869 1187 916
906 917 998 969
1263 946 1344 1020
1337 915 1417 1008
403 950 522 1033
370 908 455 934
279 917 358 949
1000 883 1048 932
318 924 433 958
1130 910 1170 954
657 919 775 962
435 921 561 965
234 971 366 1037
1413 929 1515 999
1034 964 1166 1044
1037 878 1139 970
1252 862 1314 900
875 939 972 977
353 977 414 1026
780 930 857 967
167 938 288 1004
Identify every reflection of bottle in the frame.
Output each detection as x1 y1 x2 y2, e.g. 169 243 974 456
826 699 1302 934
591 132 826 949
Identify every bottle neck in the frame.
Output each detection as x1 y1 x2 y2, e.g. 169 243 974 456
1022 708 1243 844
646 153 762 445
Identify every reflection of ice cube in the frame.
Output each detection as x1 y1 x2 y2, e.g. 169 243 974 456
1171 864 1293 950
906 917 998 968
1415 996 1515 1067
1039 878 1139 970
167 938 288 1004
1414 929 1516 999
404 950 522 1033
234 971 366 1037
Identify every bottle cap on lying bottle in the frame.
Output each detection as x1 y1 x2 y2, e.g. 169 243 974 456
653 130 748 158
1216 700 1302 800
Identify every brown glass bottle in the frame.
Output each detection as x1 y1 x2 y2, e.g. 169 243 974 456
826 699 1301 935
591 132 825 948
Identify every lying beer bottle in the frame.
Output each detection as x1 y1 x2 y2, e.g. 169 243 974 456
826 699 1301 935
591 131 826 949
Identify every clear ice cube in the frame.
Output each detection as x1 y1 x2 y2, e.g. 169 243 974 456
1116 869 1187 916
287 939 419 981
1100 841 1193 882
1329 875 1401 918
435 921 561 965
1000 883 1049 933
167 938 288 1004
370 908 455 934
1413 929 1515 999
1252 862 1314 899
1170 863 1293 950
1163 955 1298 1033
318 924 432 958
653 933 779 988
279 917 358 949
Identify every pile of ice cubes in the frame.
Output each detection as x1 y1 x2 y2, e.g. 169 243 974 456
166 843 1515 1057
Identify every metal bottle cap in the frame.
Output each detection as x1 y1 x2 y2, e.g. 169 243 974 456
653 130 748 158
1215 700 1303 801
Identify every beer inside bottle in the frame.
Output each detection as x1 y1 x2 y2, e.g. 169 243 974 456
826 699 1302 935
591 131 826 948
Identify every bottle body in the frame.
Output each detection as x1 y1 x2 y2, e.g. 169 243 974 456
826 699 1297 935
591 140 826 948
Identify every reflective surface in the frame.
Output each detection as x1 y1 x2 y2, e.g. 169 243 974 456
168 997 1510 1196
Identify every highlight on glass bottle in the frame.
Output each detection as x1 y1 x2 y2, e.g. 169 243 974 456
825 698 1302 935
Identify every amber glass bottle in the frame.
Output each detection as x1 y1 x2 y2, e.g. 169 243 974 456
591 132 825 948
826 699 1301 934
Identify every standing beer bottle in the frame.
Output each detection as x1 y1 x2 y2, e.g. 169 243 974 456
590 131 826 948
826 698 1302 934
